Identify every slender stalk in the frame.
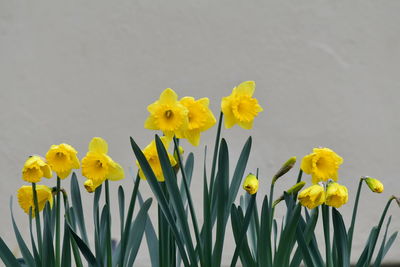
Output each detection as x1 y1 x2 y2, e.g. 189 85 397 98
32 182 43 258
322 204 333 267
105 180 112 267
209 112 223 198
55 177 61 267
173 137 204 266
347 178 363 257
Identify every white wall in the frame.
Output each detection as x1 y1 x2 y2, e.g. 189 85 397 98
1 1 399 265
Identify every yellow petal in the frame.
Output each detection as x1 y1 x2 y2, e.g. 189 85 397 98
237 120 253 130
89 137 108 154
233 81 255 96
72 154 80 169
185 130 201 146
107 161 125 181
41 164 53 178
158 88 178 105
144 116 158 130
57 169 72 179
300 154 314 175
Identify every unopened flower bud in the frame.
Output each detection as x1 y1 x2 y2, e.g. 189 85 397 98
243 173 259 195
272 156 296 184
364 177 384 193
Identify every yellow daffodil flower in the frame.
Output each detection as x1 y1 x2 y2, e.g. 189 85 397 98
17 185 53 215
46 143 80 179
243 174 259 195
221 81 263 129
144 88 189 139
301 147 343 184
22 155 52 183
81 137 125 187
325 182 348 208
364 177 384 193
176 97 216 146
137 136 177 182
298 184 326 209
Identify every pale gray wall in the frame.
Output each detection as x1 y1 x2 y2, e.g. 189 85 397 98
1 1 399 265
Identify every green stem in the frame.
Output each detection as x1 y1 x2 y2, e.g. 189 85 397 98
173 137 204 266
209 112 223 198
322 204 333 267
105 180 112 267
347 178 363 258
55 177 61 267
32 182 43 258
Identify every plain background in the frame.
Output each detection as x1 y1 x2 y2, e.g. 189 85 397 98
1 1 399 265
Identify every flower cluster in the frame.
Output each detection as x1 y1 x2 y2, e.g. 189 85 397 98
140 81 263 181
17 137 124 215
297 148 348 209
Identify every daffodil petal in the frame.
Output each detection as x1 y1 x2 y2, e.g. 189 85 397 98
159 88 178 105
89 137 108 154
144 116 158 130
185 129 201 146
237 120 253 130
107 161 125 181
234 81 255 96
41 164 53 178
57 169 72 179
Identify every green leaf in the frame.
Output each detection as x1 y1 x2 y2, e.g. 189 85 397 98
125 198 153 265
67 222 97 266
0 236 21 267
118 186 125 240
155 135 197 265
295 226 314 267
203 170 212 267
179 152 194 206
138 192 158 267
212 138 229 267
119 172 140 267
28 209 41 267
230 193 256 267
274 204 301 267
70 173 89 245
228 137 252 207
61 218 72 267
356 226 378 267
290 208 322 267
332 208 350 267
42 203 56 267
130 136 190 267
9 197 35 267
258 195 272 267
374 216 395 267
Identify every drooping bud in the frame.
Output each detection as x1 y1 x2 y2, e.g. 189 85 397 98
364 177 384 193
243 173 259 195
298 184 325 209
325 182 348 208
272 156 296 184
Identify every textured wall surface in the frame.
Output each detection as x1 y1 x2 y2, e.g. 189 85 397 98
1 1 399 265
